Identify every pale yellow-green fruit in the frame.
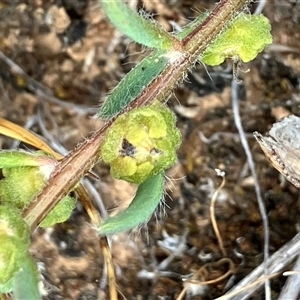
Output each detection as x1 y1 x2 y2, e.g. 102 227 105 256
201 14 272 66
101 102 181 184
0 151 76 227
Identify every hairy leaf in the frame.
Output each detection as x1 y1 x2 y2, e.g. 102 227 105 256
98 173 164 235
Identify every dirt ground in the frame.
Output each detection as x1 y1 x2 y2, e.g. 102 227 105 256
0 0 300 299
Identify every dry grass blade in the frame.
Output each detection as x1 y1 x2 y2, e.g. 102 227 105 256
210 169 227 257
215 273 280 300
177 258 235 300
0 117 58 157
231 79 270 298
224 232 300 299
278 255 300 299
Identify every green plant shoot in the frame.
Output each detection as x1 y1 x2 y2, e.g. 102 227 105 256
95 1 272 236
99 3 272 119
0 1 273 298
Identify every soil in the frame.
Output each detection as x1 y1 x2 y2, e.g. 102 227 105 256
0 0 300 299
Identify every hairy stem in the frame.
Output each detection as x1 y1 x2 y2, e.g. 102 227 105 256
22 0 249 231
126 0 248 110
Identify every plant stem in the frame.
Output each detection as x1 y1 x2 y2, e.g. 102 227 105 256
22 122 111 231
22 0 249 232
126 0 248 110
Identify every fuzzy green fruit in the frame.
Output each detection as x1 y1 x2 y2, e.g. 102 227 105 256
201 13 272 66
101 102 181 184
0 151 76 227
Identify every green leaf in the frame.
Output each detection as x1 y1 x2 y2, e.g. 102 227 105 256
101 0 176 50
0 205 30 248
201 13 272 66
98 49 168 119
0 206 30 291
98 173 164 235
0 150 57 169
39 195 76 228
12 254 40 300
0 236 24 288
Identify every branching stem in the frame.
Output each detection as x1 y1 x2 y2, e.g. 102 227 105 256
22 0 249 231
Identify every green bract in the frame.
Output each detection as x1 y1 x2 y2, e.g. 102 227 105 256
201 13 272 66
0 206 30 291
0 167 49 208
39 195 76 228
0 151 76 227
12 254 40 299
101 102 181 184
